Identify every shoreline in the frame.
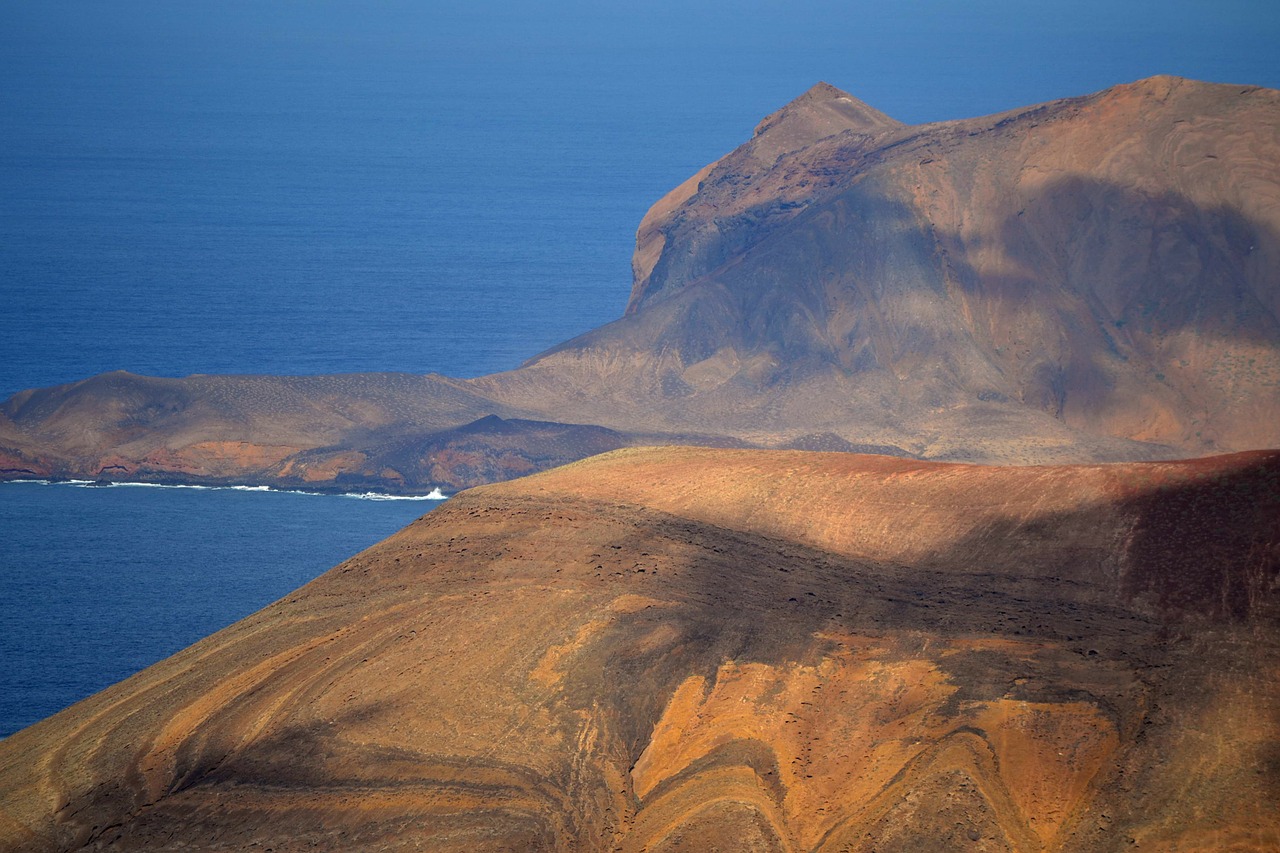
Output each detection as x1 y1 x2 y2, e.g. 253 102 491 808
0 478 449 501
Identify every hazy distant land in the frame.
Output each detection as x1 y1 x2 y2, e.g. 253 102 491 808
4 76 1279 493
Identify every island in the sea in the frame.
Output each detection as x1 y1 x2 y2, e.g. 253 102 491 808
1 77 1278 851
3 75 1278 492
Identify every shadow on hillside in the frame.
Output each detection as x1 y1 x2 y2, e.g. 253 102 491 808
537 172 1280 426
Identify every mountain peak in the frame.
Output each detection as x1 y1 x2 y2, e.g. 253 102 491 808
747 81 904 162
795 80 858 103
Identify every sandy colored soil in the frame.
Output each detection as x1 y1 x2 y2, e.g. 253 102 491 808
1 448 1276 851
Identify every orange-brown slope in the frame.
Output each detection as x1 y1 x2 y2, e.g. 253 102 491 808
1 448 1277 852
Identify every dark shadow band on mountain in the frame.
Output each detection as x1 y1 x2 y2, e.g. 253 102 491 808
524 170 1278 457
912 451 1280 622
537 171 1279 386
932 175 1280 418
412 491 1165 780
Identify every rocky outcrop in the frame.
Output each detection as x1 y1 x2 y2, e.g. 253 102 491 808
1 449 1276 850
514 76 1280 459
3 76 1280 490
270 415 636 491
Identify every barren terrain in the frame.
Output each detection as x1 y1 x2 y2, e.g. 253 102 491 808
2 448 1276 851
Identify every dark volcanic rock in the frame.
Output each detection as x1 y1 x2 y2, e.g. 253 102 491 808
274 415 633 491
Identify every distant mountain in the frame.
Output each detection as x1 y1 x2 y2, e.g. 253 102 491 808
4 76 1279 490
504 75 1280 460
2 448 1277 848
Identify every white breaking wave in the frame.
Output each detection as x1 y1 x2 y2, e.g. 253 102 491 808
340 488 448 501
92 481 212 490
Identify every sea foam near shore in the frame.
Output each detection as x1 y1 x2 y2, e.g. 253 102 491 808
2 480 448 500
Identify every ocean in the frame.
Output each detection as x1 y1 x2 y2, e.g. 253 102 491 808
0 481 438 736
2 1 1276 736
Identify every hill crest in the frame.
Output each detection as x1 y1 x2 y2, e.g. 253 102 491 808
1 448 1276 849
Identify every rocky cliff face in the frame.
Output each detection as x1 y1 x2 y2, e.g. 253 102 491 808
2 449 1277 850
516 76 1280 461
3 76 1279 489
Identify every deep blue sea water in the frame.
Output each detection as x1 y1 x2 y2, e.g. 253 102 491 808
2 1 1277 737
0 482 435 737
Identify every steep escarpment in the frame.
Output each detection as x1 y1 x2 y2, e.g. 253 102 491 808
3 76 1280 490
514 76 1280 459
1 449 1277 851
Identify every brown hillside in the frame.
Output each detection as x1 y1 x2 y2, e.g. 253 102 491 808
1 449 1276 851
511 76 1280 459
